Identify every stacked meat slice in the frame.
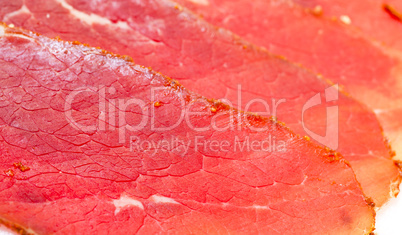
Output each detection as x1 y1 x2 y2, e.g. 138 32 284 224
292 0 402 163
0 24 375 234
0 0 400 234
173 0 402 164
294 0 402 51
0 0 400 207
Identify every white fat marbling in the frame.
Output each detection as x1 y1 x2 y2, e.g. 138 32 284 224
55 0 130 29
113 195 144 215
150 195 180 204
187 0 209 6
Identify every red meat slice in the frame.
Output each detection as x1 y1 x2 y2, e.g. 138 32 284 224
293 0 402 51
0 24 375 234
170 0 402 164
291 0 402 163
1 0 399 206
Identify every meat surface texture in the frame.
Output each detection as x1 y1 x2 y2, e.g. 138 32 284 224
293 0 402 51
171 0 402 163
0 0 399 207
0 24 375 234
291 0 402 165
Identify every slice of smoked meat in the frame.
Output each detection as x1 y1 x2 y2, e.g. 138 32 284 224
0 0 399 206
0 24 375 234
170 0 402 165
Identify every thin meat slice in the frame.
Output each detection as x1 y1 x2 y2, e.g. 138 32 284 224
1 0 399 206
290 0 402 165
293 0 402 51
170 0 402 163
0 24 375 234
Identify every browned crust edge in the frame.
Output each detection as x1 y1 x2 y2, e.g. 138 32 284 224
0 217 34 235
